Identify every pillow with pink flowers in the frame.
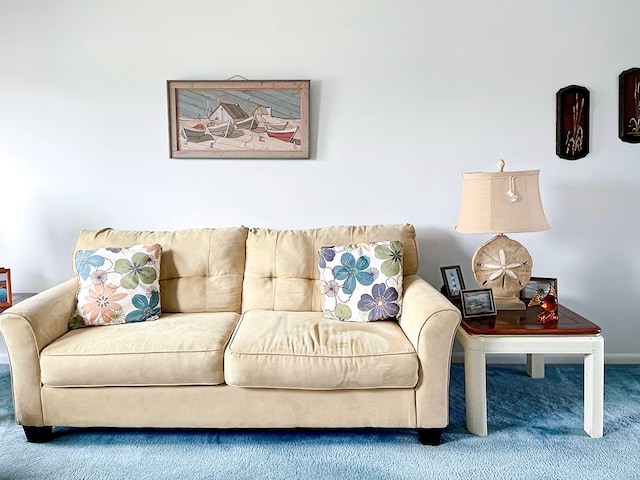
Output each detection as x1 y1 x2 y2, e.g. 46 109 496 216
69 244 162 329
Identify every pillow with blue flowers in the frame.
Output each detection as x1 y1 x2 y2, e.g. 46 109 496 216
69 244 162 328
318 240 403 322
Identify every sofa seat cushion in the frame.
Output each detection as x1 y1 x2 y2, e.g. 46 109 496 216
40 312 240 387
224 310 419 389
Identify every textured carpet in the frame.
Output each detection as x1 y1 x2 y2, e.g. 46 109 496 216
1 363 639 479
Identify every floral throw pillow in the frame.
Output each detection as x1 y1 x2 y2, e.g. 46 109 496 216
318 240 403 322
69 244 162 328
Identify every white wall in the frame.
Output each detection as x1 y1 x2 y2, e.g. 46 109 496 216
1 0 638 362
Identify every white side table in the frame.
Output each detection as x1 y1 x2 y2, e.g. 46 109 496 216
456 305 604 438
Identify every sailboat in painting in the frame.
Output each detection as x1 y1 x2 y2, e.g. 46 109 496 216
264 120 289 131
180 123 206 140
206 120 235 138
234 116 257 130
265 126 298 143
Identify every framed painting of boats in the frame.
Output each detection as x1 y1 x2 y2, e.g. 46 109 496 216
167 80 310 159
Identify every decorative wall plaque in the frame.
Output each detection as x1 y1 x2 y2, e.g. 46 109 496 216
619 68 640 143
556 85 590 160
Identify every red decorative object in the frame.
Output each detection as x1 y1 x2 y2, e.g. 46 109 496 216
528 286 559 324
265 126 299 143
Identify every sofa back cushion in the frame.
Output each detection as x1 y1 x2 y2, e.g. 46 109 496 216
242 224 418 312
74 228 248 313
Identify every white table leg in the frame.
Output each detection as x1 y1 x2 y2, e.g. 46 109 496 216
583 337 604 438
464 348 488 436
526 354 545 378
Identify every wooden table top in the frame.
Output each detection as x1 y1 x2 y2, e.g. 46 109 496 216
460 304 601 336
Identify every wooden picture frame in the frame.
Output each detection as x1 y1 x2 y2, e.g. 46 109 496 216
460 288 496 319
167 80 310 159
440 265 465 299
520 277 557 303
556 85 590 160
619 68 640 143
0 268 12 309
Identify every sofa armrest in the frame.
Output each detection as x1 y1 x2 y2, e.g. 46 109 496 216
0 278 77 426
399 274 461 429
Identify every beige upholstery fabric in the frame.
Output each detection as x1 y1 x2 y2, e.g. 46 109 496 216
42 385 417 428
41 312 240 387
242 224 418 312
225 311 419 389
0 224 461 433
74 228 248 313
400 275 461 427
0 279 78 426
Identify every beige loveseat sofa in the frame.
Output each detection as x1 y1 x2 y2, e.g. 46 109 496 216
0 224 461 445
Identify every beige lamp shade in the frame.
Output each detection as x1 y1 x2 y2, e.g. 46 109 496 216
455 169 550 234
455 162 550 310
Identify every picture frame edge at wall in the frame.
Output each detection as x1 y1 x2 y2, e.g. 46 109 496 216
0 268 13 308
619 67 640 144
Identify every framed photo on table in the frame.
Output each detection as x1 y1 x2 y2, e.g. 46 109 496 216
0 268 12 309
520 277 558 303
440 265 465 299
167 80 310 159
460 288 496 319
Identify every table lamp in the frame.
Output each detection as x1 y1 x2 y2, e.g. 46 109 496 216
455 160 550 310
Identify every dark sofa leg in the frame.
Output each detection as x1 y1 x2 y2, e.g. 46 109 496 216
23 426 53 443
418 428 442 446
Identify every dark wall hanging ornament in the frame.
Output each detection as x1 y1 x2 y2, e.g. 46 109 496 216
619 68 640 143
556 85 590 160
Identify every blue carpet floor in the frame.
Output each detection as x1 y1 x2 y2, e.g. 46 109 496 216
1 363 639 479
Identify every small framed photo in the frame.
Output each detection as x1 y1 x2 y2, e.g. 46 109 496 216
440 265 466 299
520 277 558 303
0 268 12 309
460 288 496 319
